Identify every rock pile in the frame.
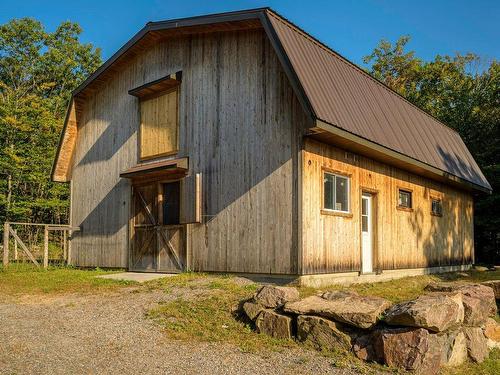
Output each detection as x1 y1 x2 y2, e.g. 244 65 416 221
241 282 500 373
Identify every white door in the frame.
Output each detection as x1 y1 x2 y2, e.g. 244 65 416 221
361 193 373 274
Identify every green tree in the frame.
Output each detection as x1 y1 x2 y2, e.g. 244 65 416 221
0 18 101 227
364 37 499 263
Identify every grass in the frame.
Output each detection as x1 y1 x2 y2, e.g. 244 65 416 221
0 263 132 298
147 273 378 372
147 274 296 353
441 349 500 375
147 270 500 373
0 265 498 373
299 269 500 303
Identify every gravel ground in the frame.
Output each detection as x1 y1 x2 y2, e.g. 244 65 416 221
0 288 361 375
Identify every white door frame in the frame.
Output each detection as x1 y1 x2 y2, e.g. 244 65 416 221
361 192 374 274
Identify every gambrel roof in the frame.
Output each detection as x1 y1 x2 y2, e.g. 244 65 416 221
52 8 491 193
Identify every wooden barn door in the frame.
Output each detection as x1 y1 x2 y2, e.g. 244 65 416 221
130 182 185 273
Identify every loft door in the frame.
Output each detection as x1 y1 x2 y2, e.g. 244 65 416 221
130 182 185 272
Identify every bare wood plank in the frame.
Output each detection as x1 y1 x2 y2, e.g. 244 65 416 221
3 222 9 266
43 225 49 269
13 229 18 260
63 230 67 261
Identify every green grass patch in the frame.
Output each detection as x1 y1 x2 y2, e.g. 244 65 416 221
147 275 292 353
441 348 500 375
147 274 373 372
0 263 131 298
299 270 500 303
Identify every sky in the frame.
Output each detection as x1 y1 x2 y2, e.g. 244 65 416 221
1 0 499 69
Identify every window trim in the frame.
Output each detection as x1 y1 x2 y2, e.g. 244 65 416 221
396 187 413 212
138 85 180 161
321 168 352 217
430 197 443 217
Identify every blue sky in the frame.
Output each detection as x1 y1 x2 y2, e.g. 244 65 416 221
1 0 499 68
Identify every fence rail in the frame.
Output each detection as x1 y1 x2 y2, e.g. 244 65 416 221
2 222 80 268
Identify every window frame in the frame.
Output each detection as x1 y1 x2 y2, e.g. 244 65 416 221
138 85 180 161
397 188 413 211
321 168 352 217
430 197 443 217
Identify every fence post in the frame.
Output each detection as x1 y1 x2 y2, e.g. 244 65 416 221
63 230 67 262
13 229 18 260
3 222 9 266
43 225 49 269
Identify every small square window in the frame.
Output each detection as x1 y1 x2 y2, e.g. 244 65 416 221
431 199 443 216
398 189 412 209
323 172 350 213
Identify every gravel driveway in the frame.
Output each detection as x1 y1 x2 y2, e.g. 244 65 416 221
0 288 360 375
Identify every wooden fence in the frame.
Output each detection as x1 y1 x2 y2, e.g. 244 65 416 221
2 222 80 268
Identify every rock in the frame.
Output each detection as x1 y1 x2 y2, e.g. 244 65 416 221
474 265 489 272
463 327 489 363
425 283 497 325
242 301 264 321
482 280 500 299
254 285 299 308
284 291 391 329
255 309 292 340
379 328 442 374
296 315 351 351
352 331 384 363
384 293 464 332
440 331 467 367
483 318 500 349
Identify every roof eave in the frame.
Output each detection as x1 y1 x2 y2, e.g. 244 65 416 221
314 119 492 195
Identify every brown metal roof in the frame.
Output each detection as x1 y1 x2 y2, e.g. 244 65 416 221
266 10 491 192
53 8 491 192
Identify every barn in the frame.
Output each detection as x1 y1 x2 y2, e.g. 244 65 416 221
52 8 491 285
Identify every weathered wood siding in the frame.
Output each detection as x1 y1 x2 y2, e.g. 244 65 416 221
70 29 309 272
301 139 474 274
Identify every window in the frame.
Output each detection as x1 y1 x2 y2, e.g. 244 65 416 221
398 189 412 209
431 198 443 216
323 172 350 213
140 87 179 159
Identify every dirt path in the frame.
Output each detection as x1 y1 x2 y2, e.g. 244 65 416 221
0 288 359 375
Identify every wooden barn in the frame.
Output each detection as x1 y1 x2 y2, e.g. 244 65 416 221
52 8 491 285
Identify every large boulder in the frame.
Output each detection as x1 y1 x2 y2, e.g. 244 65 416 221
463 327 489 363
255 309 292 340
242 301 264 321
440 331 467 367
379 328 442 374
384 293 464 332
284 291 390 329
296 315 351 351
253 285 299 308
483 318 500 349
482 280 500 299
425 283 497 325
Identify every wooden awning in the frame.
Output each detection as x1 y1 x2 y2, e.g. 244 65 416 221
120 158 188 179
128 71 182 100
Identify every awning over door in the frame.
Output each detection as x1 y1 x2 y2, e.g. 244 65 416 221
120 158 188 180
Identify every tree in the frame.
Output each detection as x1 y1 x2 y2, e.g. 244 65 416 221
0 18 101 227
364 37 500 263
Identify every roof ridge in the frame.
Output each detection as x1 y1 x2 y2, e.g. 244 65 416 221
265 9 461 137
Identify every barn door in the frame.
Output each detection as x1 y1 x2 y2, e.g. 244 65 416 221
130 182 185 272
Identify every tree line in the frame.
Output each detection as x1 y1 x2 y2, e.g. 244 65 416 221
0 19 498 262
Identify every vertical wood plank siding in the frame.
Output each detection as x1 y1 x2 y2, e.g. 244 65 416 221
70 29 309 272
301 139 474 274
